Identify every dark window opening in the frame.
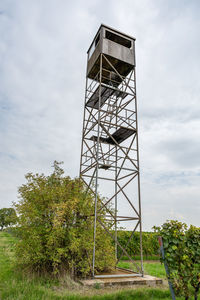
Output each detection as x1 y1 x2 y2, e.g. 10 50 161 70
105 30 132 48
95 33 100 47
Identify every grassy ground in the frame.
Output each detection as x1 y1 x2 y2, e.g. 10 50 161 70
117 261 166 279
0 231 198 300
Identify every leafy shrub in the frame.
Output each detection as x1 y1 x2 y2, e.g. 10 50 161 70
0 207 17 231
15 161 115 278
117 230 159 259
154 220 200 300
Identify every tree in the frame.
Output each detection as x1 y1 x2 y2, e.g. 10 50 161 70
0 207 17 231
15 161 115 277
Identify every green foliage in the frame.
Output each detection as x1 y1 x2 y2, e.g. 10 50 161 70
116 230 159 259
185 226 200 300
0 207 17 231
14 161 115 277
154 220 200 300
1 231 199 300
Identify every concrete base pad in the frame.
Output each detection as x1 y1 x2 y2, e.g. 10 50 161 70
81 275 163 287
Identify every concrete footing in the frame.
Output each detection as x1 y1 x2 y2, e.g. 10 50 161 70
81 274 163 287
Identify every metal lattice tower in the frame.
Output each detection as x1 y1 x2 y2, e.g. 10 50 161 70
80 24 143 278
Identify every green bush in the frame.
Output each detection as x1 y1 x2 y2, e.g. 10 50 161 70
116 230 159 259
0 207 17 231
154 220 200 300
14 161 115 278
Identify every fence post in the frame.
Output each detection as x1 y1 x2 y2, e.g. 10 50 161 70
158 236 176 300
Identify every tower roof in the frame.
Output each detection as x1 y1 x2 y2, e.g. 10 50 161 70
87 24 136 54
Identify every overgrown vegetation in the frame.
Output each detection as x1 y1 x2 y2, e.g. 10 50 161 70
1 231 193 300
0 207 17 231
154 220 200 300
14 161 115 277
2 162 199 299
117 230 159 259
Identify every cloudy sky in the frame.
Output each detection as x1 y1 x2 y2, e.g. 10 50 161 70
0 0 199 230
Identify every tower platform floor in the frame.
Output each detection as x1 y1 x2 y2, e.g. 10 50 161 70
90 126 136 145
86 84 128 109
